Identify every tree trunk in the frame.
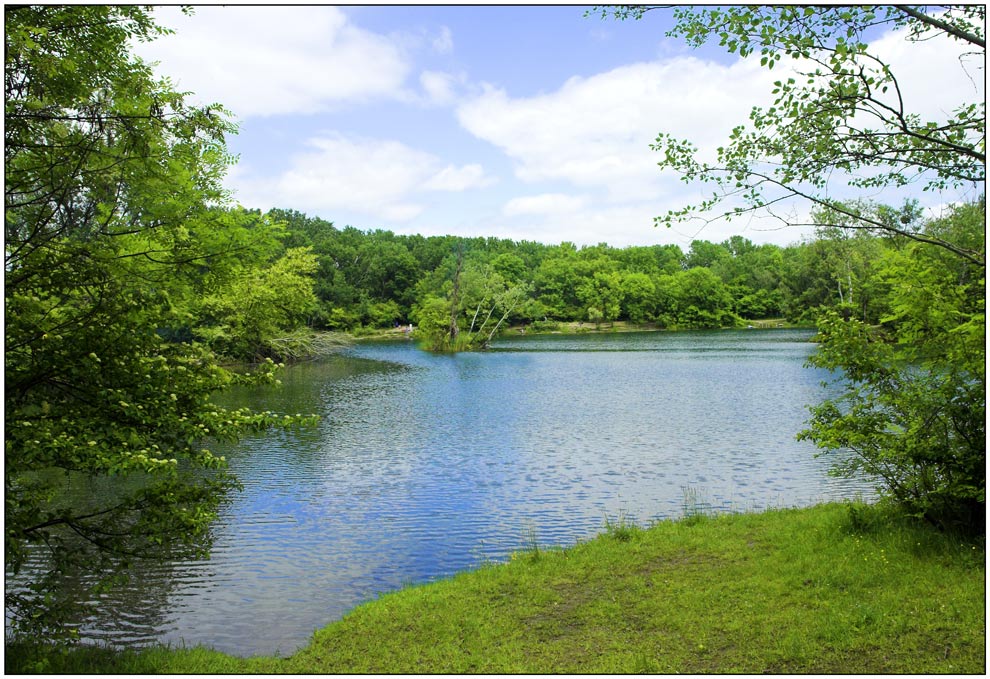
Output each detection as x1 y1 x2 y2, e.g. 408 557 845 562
448 249 463 342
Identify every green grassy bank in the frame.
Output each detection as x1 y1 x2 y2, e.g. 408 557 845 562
7 502 985 674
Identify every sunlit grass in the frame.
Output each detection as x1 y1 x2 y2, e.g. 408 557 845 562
7 502 984 674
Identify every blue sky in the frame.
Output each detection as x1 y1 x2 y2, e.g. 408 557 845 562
135 5 983 248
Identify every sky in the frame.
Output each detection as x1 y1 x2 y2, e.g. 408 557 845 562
134 5 984 249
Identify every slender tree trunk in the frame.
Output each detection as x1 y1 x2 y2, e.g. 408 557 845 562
468 297 487 336
485 295 521 346
473 303 498 344
448 249 463 343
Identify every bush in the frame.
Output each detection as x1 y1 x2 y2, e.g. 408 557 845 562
800 207 985 532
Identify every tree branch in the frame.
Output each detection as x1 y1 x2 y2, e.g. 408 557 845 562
895 6 986 48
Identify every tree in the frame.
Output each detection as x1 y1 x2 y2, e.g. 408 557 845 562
195 247 321 360
616 244 684 276
534 247 586 320
601 6 984 264
619 271 656 324
412 256 529 351
354 233 420 310
410 295 453 348
490 252 529 284
685 240 729 270
5 6 303 639
577 271 625 327
805 205 891 320
710 240 786 319
671 267 737 328
800 201 985 530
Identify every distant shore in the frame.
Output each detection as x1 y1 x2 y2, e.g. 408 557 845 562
351 318 811 342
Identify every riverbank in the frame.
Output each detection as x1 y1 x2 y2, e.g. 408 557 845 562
351 318 811 342
8 502 984 673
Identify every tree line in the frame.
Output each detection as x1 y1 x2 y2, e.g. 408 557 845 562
195 200 969 355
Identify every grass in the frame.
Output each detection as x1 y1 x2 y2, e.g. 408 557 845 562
6 502 985 674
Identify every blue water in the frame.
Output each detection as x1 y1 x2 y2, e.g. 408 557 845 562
15 329 873 656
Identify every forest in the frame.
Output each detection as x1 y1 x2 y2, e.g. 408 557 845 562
139 199 983 359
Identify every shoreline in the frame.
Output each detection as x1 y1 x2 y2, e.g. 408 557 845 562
351 318 813 342
10 501 984 673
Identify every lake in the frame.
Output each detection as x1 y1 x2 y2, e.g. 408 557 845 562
10 329 874 656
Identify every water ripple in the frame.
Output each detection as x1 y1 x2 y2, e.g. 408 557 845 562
8 329 873 657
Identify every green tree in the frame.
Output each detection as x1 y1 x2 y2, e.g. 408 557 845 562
800 202 985 530
410 295 453 348
5 6 304 639
706 238 785 319
490 252 529 284
619 271 656 324
685 240 729 270
577 271 625 327
729 285 781 320
780 241 842 322
653 274 680 328
412 256 529 351
615 244 684 276
195 247 321 360
813 226 873 318
671 267 738 328
354 232 420 311
533 246 585 320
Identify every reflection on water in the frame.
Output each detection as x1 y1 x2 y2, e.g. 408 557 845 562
8 329 873 657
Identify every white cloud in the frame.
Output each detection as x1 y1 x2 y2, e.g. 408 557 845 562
228 134 493 222
232 135 431 221
455 19 982 245
433 26 454 54
489 200 812 249
867 19 984 124
419 70 460 106
135 6 410 118
456 56 776 203
423 164 495 191
503 193 587 217
142 7 978 249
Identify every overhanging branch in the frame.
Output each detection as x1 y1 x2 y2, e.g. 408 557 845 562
895 6 986 48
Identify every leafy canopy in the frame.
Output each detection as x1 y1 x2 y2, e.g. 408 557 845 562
5 5 309 639
800 202 985 530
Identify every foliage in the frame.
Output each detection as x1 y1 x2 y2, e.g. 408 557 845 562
271 206 903 332
411 257 530 351
619 271 656 324
670 267 739 328
263 328 352 362
577 271 624 327
410 295 455 349
195 246 320 360
4 5 309 640
800 202 985 530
